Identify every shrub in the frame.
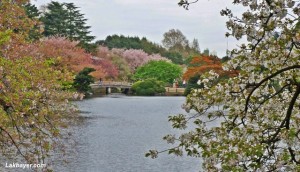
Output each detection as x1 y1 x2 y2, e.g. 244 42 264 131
134 60 182 84
131 78 166 96
73 67 96 95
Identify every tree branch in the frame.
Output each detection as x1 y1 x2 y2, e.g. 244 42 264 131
285 84 300 129
245 65 300 114
0 126 26 159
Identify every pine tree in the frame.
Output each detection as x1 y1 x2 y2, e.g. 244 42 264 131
41 1 95 52
23 3 42 41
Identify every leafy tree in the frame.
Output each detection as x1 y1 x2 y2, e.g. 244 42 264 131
183 56 237 95
162 29 189 52
73 67 96 94
96 46 131 80
162 29 200 61
183 55 237 80
134 60 182 84
9 36 107 78
41 1 95 52
91 57 119 79
131 78 166 96
161 51 184 64
147 0 300 171
0 0 39 58
0 2 77 169
0 55 76 168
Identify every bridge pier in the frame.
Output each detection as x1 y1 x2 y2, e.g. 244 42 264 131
122 88 130 94
106 87 111 94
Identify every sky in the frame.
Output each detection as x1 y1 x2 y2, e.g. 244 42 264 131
31 0 244 57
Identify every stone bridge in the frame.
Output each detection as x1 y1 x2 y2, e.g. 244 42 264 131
91 81 186 95
91 81 133 94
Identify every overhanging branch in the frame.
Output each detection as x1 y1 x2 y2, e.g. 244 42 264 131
245 65 300 114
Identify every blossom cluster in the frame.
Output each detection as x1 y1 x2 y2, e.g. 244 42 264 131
147 0 300 171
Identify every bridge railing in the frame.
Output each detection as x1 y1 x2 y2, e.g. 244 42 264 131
165 87 185 93
91 81 133 87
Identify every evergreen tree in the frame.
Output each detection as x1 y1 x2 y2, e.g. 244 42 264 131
23 3 40 18
41 1 67 36
23 3 42 41
41 1 95 52
73 67 96 94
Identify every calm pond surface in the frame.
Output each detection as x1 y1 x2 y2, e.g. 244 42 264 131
54 96 201 172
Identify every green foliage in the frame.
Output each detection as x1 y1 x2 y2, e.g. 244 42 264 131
183 55 193 65
41 1 95 52
73 67 95 94
161 51 184 64
131 78 166 96
134 60 182 84
0 56 75 166
202 48 209 56
0 30 12 46
97 35 164 54
23 3 40 18
184 74 203 96
221 56 230 63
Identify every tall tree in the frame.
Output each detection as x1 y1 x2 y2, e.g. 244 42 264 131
162 29 189 52
191 38 200 53
148 0 300 171
0 2 77 168
41 1 95 52
41 1 67 36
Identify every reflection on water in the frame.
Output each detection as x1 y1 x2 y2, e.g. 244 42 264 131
57 96 201 172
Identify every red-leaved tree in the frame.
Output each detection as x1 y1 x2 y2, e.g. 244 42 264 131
183 55 238 80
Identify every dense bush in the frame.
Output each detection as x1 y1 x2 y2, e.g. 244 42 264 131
184 74 203 96
131 78 166 96
134 60 182 84
73 67 96 95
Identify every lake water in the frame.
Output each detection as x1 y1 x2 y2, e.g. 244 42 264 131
54 96 201 172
